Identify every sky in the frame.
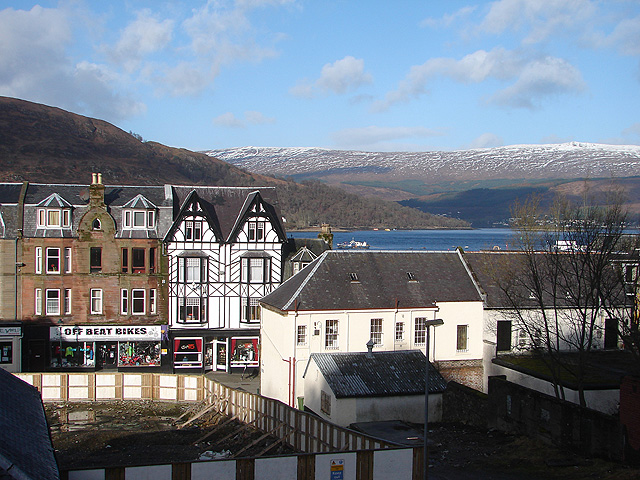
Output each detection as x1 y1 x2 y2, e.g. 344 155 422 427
1 1 640 152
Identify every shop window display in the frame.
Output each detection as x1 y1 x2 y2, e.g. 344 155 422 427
51 342 95 368
0 342 12 364
119 341 161 366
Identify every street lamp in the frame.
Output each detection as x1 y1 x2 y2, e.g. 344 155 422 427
424 318 443 480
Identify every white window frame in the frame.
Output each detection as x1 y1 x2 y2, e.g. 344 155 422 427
62 209 71 228
64 289 71 315
45 289 60 315
457 324 469 352
150 289 157 314
370 318 383 346
90 289 103 315
414 317 426 346
38 208 72 229
45 247 60 274
181 297 202 323
35 247 42 274
395 321 405 342
325 320 339 349
35 288 42 315
121 289 129 315
123 209 155 230
242 298 261 323
64 247 72 273
241 257 270 284
297 325 307 346
132 289 145 315
47 209 60 227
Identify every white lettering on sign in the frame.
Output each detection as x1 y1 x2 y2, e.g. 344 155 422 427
50 325 162 342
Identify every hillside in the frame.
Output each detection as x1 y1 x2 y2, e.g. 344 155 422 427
0 96 467 230
207 145 640 226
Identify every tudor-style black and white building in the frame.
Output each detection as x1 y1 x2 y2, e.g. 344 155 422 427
0 176 290 373
164 187 287 372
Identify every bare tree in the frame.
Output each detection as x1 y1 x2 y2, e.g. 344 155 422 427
501 189 637 407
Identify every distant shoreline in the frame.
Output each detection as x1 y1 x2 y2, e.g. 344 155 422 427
288 226 477 233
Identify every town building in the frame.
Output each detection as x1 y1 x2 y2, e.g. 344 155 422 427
303 349 446 427
259 250 486 407
0 175 288 373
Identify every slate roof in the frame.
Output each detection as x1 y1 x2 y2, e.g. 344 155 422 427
462 251 629 309
0 181 284 243
306 350 447 398
0 369 59 479
261 250 482 312
169 186 283 242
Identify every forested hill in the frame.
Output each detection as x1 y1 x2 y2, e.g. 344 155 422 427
0 96 468 230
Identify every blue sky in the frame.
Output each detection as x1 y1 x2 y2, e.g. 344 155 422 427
1 1 639 152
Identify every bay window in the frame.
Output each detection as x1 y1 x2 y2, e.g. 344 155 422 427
241 256 271 283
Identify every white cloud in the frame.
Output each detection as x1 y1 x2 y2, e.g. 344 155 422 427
589 15 640 56
105 10 173 72
331 125 443 148
291 56 372 97
213 112 245 127
374 48 584 111
468 133 503 149
489 56 585 109
623 123 640 137
0 5 143 121
479 0 596 44
421 6 477 28
213 110 275 128
245 110 276 125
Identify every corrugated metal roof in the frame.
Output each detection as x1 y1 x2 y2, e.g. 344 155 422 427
308 350 447 398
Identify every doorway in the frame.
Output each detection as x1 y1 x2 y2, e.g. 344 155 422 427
98 342 118 369
28 339 46 371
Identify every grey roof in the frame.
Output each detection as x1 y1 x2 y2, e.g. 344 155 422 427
0 181 284 243
261 250 482 312
307 350 447 398
0 369 59 479
290 246 318 263
462 251 629 309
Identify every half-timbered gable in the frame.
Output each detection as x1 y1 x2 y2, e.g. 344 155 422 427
165 190 223 331
165 187 286 371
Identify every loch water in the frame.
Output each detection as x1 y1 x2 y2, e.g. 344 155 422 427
288 228 517 252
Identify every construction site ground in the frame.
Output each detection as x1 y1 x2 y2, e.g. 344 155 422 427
45 400 640 479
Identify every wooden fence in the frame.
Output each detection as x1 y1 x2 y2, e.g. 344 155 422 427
18 372 397 454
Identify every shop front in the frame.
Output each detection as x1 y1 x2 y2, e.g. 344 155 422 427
49 325 165 370
172 333 259 373
0 325 22 373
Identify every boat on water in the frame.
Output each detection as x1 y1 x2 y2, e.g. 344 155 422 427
337 239 370 249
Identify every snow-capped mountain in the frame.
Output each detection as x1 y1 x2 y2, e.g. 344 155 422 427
204 143 640 183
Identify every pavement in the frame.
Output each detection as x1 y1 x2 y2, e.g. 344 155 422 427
204 369 260 394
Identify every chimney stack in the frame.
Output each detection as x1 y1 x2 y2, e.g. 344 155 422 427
89 173 105 208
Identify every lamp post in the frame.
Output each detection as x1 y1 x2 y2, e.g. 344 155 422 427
424 318 443 480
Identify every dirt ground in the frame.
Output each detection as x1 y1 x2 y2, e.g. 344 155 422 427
46 402 640 479
45 401 297 471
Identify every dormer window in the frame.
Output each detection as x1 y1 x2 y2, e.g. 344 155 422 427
36 194 72 229
122 194 157 230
